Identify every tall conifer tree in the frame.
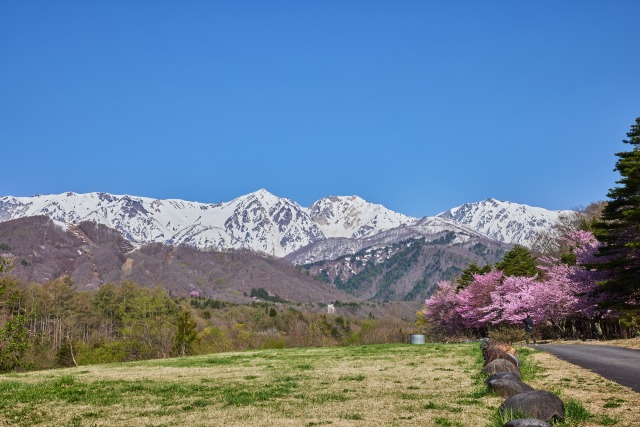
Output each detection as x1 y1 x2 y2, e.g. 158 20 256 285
594 117 640 310
495 246 539 277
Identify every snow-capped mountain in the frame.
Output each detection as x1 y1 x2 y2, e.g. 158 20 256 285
0 191 575 258
309 195 416 239
436 198 576 248
0 191 579 301
0 190 417 257
169 189 327 257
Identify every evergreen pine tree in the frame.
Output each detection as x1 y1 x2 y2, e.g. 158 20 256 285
495 246 538 277
593 117 640 310
174 309 199 357
456 263 492 289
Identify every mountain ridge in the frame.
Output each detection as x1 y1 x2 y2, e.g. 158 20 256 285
0 191 575 302
436 197 575 248
0 191 575 258
0 190 418 257
0 216 353 303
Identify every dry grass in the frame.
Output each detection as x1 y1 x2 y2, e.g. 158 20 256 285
526 347 640 426
1 342 638 426
0 344 500 427
551 338 640 350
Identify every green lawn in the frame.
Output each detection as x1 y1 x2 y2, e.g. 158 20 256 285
0 343 636 426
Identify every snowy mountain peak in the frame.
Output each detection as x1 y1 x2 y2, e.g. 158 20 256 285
244 188 278 200
308 195 418 239
0 190 414 257
437 198 575 247
0 191 573 257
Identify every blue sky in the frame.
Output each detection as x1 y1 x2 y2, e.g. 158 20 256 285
1 1 638 217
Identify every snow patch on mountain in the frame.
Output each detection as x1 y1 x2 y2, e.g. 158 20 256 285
436 198 576 247
0 190 414 257
0 191 574 258
309 195 417 238
285 216 496 265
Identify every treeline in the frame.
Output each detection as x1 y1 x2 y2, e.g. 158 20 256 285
0 272 411 373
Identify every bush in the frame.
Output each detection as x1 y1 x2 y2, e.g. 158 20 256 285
76 341 128 365
488 325 527 344
260 337 286 349
196 326 232 354
55 339 78 367
358 318 407 344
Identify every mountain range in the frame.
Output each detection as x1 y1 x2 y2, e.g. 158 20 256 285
0 190 417 258
0 190 576 302
0 190 573 255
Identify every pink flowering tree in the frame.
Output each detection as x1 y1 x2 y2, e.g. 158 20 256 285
455 271 504 330
532 264 583 333
423 281 464 335
533 230 610 334
549 231 610 316
470 265 588 335
422 230 612 338
567 230 616 323
482 275 538 325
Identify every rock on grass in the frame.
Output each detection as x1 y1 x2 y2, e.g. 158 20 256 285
487 378 534 398
504 419 551 427
500 390 564 423
482 358 521 376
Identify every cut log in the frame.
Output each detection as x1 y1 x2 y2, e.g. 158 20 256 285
487 372 522 382
485 347 520 367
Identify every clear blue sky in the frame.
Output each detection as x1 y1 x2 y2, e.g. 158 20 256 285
1 1 638 217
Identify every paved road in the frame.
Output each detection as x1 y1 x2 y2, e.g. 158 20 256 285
533 344 640 392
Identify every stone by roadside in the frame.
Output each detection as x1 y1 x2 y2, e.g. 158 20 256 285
480 339 565 426
526 343 640 426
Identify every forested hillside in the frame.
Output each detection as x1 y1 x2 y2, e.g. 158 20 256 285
0 272 415 372
0 216 351 303
303 236 507 301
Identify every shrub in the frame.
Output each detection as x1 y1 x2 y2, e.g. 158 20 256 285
260 337 286 349
488 325 527 344
76 341 128 365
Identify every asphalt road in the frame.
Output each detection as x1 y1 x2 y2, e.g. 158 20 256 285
533 344 640 392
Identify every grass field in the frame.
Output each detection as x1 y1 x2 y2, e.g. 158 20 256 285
0 343 638 426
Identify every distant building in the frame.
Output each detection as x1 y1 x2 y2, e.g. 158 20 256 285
327 304 335 314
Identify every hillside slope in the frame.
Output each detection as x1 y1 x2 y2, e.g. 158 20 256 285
302 235 508 301
0 216 353 303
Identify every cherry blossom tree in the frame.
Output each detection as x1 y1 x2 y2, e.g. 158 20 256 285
454 271 503 329
422 230 613 337
483 275 538 325
423 281 464 334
